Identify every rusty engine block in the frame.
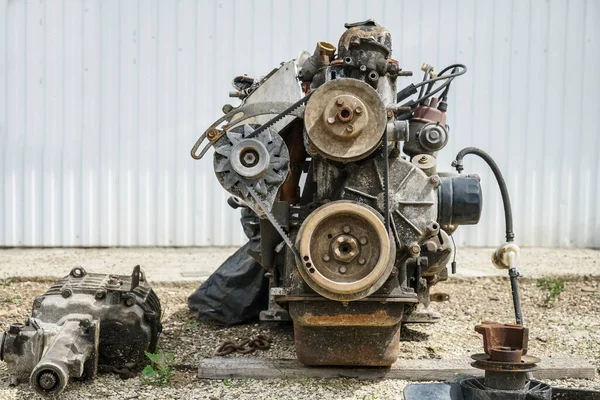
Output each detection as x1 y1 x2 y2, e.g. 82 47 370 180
191 20 485 366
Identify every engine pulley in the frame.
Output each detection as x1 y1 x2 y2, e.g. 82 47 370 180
213 124 290 216
295 201 395 301
304 78 387 163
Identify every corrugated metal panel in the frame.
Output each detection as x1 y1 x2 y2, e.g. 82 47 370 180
1 0 599 247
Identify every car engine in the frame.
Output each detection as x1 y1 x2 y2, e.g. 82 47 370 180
0 266 162 397
191 20 486 366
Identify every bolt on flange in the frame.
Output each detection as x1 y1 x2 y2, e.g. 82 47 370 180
331 235 360 263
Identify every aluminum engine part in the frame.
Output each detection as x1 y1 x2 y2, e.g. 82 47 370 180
340 155 438 252
295 201 396 301
214 124 290 216
304 78 387 162
230 60 304 128
0 266 161 398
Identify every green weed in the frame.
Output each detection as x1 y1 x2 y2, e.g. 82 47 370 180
537 278 565 305
142 350 174 386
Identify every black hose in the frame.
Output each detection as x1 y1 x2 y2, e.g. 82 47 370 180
401 79 452 107
412 63 467 89
454 147 522 325
418 65 433 101
509 268 524 325
438 66 458 100
453 147 514 243
400 64 467 107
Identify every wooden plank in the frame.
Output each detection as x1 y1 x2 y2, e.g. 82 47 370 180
198 357 596 381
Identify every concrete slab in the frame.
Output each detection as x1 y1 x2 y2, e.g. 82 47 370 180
0 246 598 282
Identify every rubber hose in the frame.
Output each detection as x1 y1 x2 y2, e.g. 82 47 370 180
453 147 514 243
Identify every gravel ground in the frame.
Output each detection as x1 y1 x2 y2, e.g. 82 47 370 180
0 274 599 399
1 247 599 281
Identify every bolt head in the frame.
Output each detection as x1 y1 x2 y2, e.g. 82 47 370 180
241 151 258 167
410 243 421 255
358 258 366 265
343 226 351 233
387 110 394 119
327 116 336 124
206 129 218 140
95 289 106 300
323 254 331 262
338 266 347 274
61 289 72 298
355 107 363 114
336 98 345 106
430 175 441 187
331 235 359 263
359 237 368 245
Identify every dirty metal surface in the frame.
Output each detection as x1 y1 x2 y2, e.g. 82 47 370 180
304 78 387 162
340 155 438 252
295 201 395 301
289 301 404 366
471 321 539 391
1 267 161 397
475 322 529 362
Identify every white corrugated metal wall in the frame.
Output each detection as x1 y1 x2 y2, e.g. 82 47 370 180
1 0 599 247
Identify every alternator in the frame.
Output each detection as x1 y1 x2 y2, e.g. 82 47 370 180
0 266 162 397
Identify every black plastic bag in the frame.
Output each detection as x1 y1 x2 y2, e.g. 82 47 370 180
188 208 269 325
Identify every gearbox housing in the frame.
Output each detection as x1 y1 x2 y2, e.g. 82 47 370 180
0 266 162 397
